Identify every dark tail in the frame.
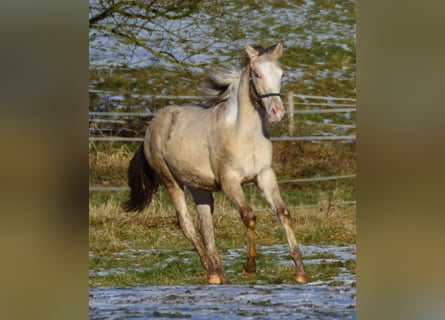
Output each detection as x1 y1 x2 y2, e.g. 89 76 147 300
123 143 160 212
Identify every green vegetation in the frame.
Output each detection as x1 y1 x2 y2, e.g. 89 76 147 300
89 140 355 191
89 138 355 286
90 0 356 100
89 0 356 287
89 193 355 287
89 140 355 287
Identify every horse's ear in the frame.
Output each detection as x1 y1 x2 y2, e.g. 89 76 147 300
271 43 283 59
245 44 259 59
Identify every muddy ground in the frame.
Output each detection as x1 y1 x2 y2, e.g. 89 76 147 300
90 284 355 319
90 244 355 319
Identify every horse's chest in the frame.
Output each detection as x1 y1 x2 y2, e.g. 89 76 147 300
235 140 272 180
242 153 266 175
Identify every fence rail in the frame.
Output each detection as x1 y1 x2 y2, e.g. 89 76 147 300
89 111 157 117
89 92 356 193
89 135 356 142
89 174 356 192
89 89 356 102
288 108 355 114
89 92 356 142
88 108 355 118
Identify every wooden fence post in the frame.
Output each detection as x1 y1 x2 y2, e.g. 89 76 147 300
288 91 295 136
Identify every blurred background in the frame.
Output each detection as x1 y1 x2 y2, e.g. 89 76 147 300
0 0 444 319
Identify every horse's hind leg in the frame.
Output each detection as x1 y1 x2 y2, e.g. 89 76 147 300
189 187 229 284
256 168 307 284
162 180 212 276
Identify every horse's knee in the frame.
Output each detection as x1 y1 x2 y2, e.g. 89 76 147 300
241 208 256 229
277 208 293 223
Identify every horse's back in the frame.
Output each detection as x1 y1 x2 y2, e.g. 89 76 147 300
145 105 219 190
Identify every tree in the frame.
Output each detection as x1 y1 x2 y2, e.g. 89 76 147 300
89 0 252 68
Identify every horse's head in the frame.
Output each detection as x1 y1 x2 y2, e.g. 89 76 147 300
246 43 284 123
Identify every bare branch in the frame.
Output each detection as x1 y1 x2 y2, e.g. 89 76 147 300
89 0 253 68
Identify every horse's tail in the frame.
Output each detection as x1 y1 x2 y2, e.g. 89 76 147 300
123 143 160 212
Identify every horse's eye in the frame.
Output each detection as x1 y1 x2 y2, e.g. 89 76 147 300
254 71 262 79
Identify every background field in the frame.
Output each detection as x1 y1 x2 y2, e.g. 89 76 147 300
89 0 356 287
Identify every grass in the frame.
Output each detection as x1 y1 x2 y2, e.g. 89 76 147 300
89 0 356 287
89 188 356 249
89 139 356 286
89 140 356 189
89 0 355 100
89 187 355 287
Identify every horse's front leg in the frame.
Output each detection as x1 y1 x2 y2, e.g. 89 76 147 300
220 173 257 276
256 167 307 284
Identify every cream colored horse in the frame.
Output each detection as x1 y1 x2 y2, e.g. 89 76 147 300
124 43 307 284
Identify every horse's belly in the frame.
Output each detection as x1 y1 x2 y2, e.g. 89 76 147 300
153 107 219 190
163 139 218 190
169 160 219 190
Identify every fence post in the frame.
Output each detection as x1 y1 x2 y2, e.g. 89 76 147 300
288 91 295 136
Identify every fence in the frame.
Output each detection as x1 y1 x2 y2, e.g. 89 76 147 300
89 91 356 142
89 91 356 196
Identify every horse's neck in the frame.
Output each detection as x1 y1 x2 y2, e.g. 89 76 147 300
235 66 261 132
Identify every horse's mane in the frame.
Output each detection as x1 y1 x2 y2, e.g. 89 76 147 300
201 62 244 106
201 45 276 106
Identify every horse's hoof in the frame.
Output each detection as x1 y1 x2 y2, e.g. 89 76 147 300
243 261 256 275
295 274 308 284
243 269 256 278
208 274 221 285
221 277 231 284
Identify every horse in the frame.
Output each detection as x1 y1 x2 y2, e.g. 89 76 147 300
123 43 307 284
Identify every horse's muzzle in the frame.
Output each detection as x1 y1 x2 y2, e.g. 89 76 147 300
266 99 285 123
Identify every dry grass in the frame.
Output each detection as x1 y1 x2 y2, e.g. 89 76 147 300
89 158 355 287
89 138 356 253
89 0 356 287
89 142 134 187
273 140 356 178
89 190 355 256
89 193 355 287
89 140 356 190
